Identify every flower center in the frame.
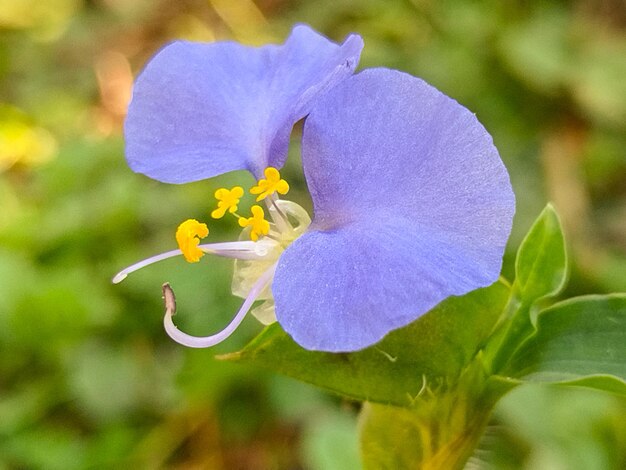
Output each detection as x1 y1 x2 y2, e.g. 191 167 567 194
232 198 311 324
112 167 310 347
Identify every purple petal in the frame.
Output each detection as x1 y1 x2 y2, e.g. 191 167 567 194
125 25 363 183
273 68 515 352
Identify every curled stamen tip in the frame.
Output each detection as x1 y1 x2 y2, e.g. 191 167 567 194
112 272 128 284
162 283 177 315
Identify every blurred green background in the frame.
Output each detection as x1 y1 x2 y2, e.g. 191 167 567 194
1 0 625 468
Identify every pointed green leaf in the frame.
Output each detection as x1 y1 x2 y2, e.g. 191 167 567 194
503 294 626 395
484 205 568 374
514 203 567 303
220 280 509 407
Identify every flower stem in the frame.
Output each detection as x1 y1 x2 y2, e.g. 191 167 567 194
359 359 517 469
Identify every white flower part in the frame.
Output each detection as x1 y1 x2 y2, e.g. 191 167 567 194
112 240 269 284
232 199 311 324
163 263 277 348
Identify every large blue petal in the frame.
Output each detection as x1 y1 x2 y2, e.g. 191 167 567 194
273 68 515 351
125 25 363 183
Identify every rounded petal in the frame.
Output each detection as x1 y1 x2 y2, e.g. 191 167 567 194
273 68 515 352
274 219 498 351
125 25 363 183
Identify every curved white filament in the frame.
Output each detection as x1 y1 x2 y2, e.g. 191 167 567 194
112 241 272 284
163 264 277 348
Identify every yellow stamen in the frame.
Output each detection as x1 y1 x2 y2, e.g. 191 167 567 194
176 219 209 262
238 205 270 241
211 186 244 219
250 167 289 202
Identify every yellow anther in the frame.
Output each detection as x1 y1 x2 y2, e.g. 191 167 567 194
238 205 270 241
250 167 289 202
211 186 244 219
176 219 209 263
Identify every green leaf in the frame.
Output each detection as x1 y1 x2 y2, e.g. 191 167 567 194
220 280 509 407
514 203 567 303
484 204 568 374
502 295 626 395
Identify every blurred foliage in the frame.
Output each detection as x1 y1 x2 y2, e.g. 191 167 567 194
0 0 624 468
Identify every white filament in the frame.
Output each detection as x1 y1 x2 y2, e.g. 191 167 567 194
112 240 272 284
266 195 291 233
163 264 277 348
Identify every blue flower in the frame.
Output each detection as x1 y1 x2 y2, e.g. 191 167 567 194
115 25 515 353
